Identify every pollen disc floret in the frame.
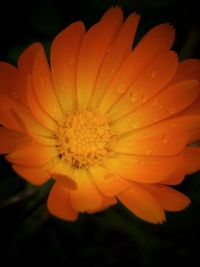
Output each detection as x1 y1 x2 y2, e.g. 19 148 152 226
56 110 113 168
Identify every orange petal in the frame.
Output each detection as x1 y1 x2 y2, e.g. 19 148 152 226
108 51 178 119
27 76 58 131
32 45 64 121
162 157 186 185
18 43 41 75
6 141 58 167
90 12 140 108
0 127 28 154
0 95 55 145
47 182 78 221
0 62 27 105
12 164 50 185
169 59 200 85
87 196 117 214
48 159 77 190
50 22 85 113
114 80 200 132
115 132 188 156
0 95 50 136
98 24 175 113
178 95 200 117
184 147 200 174
90 165 132 196
105 154 181 183
116 115 200 139
69 169 103 212
0 94 25 131
51 173 77 191
188 128 200 143
117 183 165 224
76 7 123 109
142 184 191 211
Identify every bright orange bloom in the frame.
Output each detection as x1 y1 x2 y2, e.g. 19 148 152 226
0 7 200 224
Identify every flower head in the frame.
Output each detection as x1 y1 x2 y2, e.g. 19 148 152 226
0 7 200 223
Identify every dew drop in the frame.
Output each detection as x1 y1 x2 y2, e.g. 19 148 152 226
140 93 147 103
169 107 176 114
163 135 169 144
170 123 176 128
104 173 114 183
116 83 126 94
158 105 162 110
151 70 157 78
52 106 58 113
68 56 75 65
145 149 152 155
131 121 139 129
129 92 138 103
106 48 111 53
61 85 67 91
135 160 143 165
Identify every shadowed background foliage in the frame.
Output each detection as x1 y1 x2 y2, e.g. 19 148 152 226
0 0 200 266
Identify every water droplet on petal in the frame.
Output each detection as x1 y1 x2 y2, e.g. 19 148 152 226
141 94 148 103
169 107 176 114
61 85 67 91
106 48 111 53
131 121 140 129
170 123 176 128
104 173 114 183
158 105 162 110
145 149 152 155
135 160 143 165
52 106 58 113
68 56 75 65
151 70 157 78
163 134 170 144
116 84 126 94
129 92 138 103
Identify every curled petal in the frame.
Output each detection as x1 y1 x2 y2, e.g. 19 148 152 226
47 182 78 221
69 170 103 212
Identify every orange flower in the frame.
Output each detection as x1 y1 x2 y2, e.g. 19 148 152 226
0 7 200 224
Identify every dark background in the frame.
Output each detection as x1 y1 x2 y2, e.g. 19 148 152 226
0 0 200 266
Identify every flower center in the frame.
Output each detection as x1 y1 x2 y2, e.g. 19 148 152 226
56 110 112 168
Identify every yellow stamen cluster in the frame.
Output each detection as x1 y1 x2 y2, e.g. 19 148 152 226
56 110 113 168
